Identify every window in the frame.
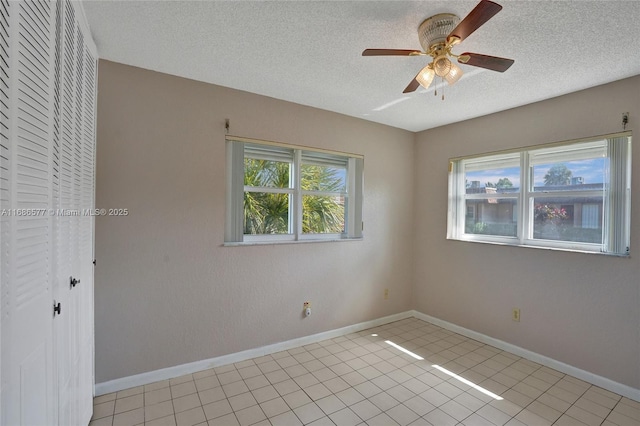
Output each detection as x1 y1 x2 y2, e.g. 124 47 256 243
461 153 520 237
448 134 631 255
226 137 363 243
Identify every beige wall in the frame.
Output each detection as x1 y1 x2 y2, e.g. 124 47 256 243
414 75 640 389
96 59 639 391
95 61 416 382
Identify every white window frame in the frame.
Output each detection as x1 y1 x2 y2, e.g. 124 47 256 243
448 133 632 256
225 137 364 244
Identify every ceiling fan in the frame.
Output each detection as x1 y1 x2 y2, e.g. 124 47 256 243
362 0 514 95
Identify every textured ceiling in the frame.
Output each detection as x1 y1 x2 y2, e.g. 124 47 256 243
82 1 640 132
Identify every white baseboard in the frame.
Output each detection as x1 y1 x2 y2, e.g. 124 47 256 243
95 311 414 396
412 310 640 402
96 309 640 403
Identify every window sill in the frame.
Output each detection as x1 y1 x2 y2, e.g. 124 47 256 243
447 237 630 258
223 237 363 247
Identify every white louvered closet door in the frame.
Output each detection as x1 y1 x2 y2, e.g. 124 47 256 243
55 1 97 424
55 1 76 422
0 0 12 418
0 7 9 413
1 0 57 424
0 0 97 424
79 20 97 425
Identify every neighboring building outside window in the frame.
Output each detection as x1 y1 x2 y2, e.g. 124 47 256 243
448 134 631 255
581 204 600 229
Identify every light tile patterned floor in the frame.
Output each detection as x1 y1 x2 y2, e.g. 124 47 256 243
91 318 640 426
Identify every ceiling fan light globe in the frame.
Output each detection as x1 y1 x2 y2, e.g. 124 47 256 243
445 62 463 85
434 56 452 77
416 65 435 89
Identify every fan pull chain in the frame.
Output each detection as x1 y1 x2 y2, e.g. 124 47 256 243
433 77 446 101
435 76 444 100
434 77 445 100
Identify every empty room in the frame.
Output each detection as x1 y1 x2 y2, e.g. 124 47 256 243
1 1 639 426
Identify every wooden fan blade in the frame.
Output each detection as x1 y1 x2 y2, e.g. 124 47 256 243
402 73 421 93
362 49 423 56
459 52 514 72
448 0 502 43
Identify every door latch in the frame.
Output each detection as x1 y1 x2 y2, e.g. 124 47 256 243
70 276 80 289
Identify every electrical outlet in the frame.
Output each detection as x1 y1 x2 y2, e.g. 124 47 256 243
384 289 389 300
512 308 521 322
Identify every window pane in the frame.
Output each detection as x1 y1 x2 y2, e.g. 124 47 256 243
465 167 520 195
244 158 291 188
302 195 345 234
532 158 606 190
465 199 517 237
533 199 603 244
301 164 347 192
244 192 290 235
448 135 629 254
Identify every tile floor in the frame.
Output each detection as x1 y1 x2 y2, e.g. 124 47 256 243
90 318 640 426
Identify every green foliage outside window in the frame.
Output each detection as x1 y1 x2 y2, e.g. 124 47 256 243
543 164 572 186
243 160 289 235
244 159 345 235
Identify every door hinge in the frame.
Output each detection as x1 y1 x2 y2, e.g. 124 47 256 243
53 301 61 317
93 259 96 266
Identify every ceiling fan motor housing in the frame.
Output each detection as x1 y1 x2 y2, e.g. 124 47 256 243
418 13 460 51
